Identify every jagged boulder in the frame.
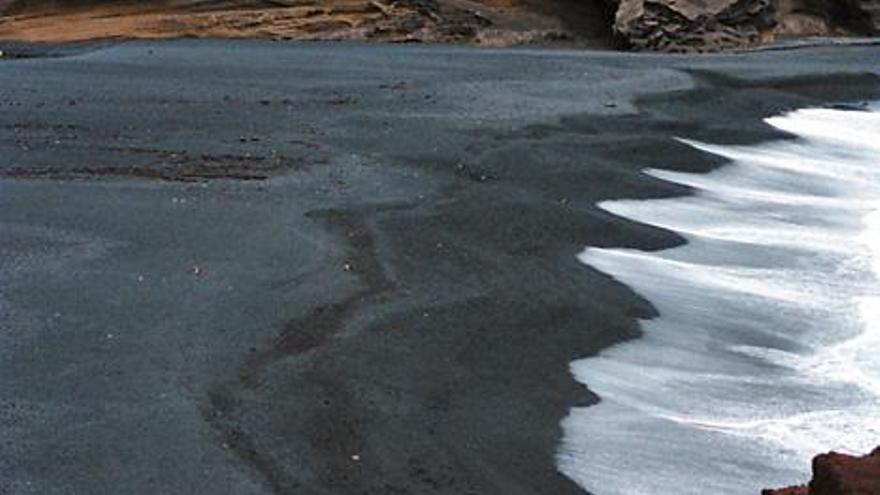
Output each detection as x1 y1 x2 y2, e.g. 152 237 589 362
611 0 777 50
763 447 880 495
607 0 879 50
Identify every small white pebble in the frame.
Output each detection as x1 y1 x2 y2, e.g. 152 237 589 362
350 454 360 461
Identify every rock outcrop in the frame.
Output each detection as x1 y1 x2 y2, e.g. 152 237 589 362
763 447 880 495
0 0 614 46
843 0 880 33
611 0 776 51
608 0 880 50
0 0 492 43
0 0 877 50
776 0 880 35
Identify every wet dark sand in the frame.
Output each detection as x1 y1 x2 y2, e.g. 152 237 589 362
1 41 879 494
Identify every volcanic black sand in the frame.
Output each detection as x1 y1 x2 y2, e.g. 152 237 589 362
0 41 878 495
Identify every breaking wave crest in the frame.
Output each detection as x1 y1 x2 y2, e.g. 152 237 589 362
558 104 880 494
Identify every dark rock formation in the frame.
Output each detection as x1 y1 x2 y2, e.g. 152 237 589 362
612 0 777 51
763 447 880 495
0 0 877 50
839 0 880 33
607 0 879 50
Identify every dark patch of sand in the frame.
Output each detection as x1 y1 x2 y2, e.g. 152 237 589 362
0 41 878 494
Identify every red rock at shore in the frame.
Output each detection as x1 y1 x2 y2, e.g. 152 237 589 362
763 486 809 495
763 447 880 495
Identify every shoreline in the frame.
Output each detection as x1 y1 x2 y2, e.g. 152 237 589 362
562 103 880 493
2 33 880 57
1 41 879 494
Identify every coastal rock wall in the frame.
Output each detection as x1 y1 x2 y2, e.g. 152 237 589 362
0 0 501 43
0 0 614 45
844 0 880 33
0 0 877 51
607 0 880 50
776 0 880 35
612 0 776 50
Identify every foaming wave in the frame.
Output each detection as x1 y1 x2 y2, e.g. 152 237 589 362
558 104 880 495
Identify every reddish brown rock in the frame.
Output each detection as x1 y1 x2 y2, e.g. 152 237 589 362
0 0 876 50
811 447 880 495
762 486 809 495
0 0 613 45
763 447 880 495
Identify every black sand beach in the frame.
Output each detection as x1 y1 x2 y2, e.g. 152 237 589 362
1 41 879 494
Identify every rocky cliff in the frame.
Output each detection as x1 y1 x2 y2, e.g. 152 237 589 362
0 0 877 50
611 0 775 50
763 447 880 495
607 0 879 50
0 0 613 46
848 0 880 32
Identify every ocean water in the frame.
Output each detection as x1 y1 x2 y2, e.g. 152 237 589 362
558 104 880 494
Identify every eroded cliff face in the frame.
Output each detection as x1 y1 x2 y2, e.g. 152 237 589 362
612 0 776 50
841 0 880 33
763 447 880 495
0 0 488 43
608 0 879 50
771 0 880 36
0 0 876 52
0 0 613 46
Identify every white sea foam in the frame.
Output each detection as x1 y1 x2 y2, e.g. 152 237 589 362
558 104 880 495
